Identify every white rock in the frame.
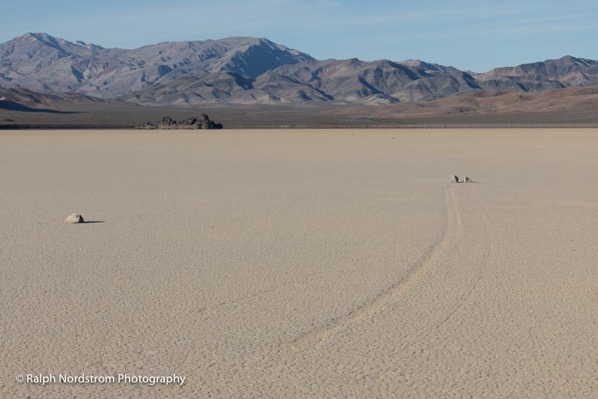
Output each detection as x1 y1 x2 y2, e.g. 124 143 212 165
451 175 460 183
64 213 84 224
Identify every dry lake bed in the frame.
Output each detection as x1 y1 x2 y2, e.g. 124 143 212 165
1 129 597 398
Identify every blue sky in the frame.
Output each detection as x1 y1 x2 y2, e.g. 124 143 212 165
1 0 596 72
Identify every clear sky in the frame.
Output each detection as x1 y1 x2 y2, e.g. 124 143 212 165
1 0 596 72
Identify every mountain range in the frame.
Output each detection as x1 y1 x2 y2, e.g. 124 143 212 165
1 32 598 106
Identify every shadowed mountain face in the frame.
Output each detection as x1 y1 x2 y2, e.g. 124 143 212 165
1 33 597 105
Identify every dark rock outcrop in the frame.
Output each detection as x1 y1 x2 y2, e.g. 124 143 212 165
139 114 223 130
158 116 177 128
193 114 223 129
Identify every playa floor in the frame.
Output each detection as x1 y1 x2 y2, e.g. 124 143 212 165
1 129 597 398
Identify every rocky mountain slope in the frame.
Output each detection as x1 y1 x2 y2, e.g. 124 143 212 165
1 33 597 106
0 33 313 99
477 56 598 92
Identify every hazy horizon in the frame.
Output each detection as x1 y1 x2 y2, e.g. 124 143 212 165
1 0 597 73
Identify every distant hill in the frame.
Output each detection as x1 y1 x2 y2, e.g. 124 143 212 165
0 85 101 113
1 33 598 106
477 56 598 92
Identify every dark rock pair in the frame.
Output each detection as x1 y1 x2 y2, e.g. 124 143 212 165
451 175 474 183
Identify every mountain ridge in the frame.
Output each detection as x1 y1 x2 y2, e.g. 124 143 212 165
1 32 597 106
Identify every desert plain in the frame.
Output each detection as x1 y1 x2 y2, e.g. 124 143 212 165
1 128 597 398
